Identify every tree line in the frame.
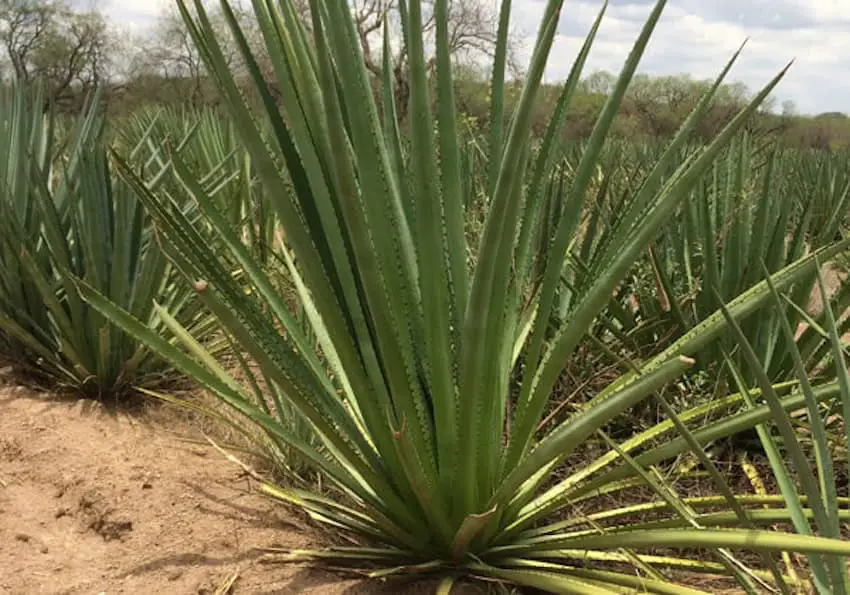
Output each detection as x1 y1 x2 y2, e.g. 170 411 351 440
2 0 847 150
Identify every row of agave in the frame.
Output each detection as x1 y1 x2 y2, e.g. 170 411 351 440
562 132 850 380
1 0 850 591
0 84 254 397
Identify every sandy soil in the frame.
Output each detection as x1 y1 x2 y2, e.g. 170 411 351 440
0 377 409 595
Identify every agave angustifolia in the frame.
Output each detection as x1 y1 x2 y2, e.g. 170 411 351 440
118 105 278 264
0 84 56 366
78 0 850 591
578 133 850 384
0 84 214 398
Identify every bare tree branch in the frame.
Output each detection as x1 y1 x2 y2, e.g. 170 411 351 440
0 0 115 106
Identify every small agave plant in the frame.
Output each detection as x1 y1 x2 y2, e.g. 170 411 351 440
80 0 850 591
0 85 213 399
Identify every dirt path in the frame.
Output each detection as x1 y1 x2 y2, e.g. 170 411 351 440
0 377 369 594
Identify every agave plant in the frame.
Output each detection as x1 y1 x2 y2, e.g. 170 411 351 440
79 0 850 591
577 132 849 383
790 148 850 243
0 84 215 398
0 85 56 365
120 105 280 266
718 262 850 594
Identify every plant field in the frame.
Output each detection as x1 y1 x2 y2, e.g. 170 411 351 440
2 0 850 593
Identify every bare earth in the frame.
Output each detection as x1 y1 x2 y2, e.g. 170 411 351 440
0 379 378 595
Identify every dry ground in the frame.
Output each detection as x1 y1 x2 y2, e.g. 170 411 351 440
0 376 462 595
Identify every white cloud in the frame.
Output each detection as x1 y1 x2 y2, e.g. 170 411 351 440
77 0 167 24
513 0 849 114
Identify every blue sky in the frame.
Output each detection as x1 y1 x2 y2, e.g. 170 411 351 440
86 0 849 115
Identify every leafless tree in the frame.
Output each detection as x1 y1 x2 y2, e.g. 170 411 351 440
290 0 521 119
0 0 115 106
129 0 518 115
33 9 112 101
361 0 521 117
138 4 240 107
0 0 55 81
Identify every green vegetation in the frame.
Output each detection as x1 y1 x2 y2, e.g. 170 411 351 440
1 0 850 593
0 85 220 397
